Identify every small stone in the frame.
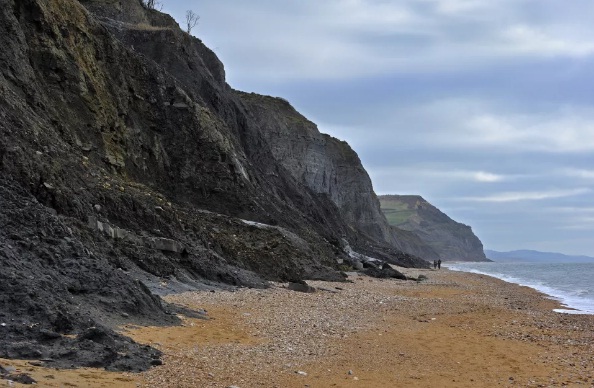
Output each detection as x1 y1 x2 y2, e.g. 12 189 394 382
150 359 163 366
1 323 6 327
353 377 359 381
348 370 354 375
296 370 307 376
94 204 101 212
7 374 36 385
288 281 316 293
39 329 61 340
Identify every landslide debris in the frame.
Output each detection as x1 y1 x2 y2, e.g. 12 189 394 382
0 0 429 371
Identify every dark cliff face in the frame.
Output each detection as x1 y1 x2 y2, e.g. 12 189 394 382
236 92 397 246
380 195 488 262
390 227 441 260
0 0 429 370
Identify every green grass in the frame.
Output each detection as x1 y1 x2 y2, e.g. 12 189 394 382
382 208 415 226
379 198 416 226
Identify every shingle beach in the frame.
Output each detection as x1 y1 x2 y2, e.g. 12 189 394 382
2 267 593 387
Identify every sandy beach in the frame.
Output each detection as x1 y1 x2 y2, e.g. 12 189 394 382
2 268 593 387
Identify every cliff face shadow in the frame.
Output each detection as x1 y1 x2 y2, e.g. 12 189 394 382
0 0 434 371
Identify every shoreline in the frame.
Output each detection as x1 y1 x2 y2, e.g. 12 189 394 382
446 262 594 315
2 268 593 387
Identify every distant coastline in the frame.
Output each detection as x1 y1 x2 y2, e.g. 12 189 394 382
485 249 594 263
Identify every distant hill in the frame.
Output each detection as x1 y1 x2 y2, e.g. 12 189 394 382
379 195 488 262
485 249 594 263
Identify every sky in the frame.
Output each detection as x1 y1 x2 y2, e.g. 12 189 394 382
161 0 594 256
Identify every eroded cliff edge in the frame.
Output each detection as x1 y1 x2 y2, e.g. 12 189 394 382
0 0 429 371
380 195 488 262
236 92 403 250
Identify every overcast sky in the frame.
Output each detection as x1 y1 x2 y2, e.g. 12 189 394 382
162 0 594 256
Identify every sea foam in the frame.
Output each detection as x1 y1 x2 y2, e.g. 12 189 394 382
446 262 594 315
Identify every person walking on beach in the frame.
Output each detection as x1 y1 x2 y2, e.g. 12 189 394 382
437 259 441 269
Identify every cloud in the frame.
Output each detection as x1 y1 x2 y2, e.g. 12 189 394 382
561 168 594 179
363 99 594 153
367 165 518 197
473 171 505 182
176 0 594 83
557 215 594 230
500 25 594 57
325 0 420 30
431 0 489 14
462 111 594 152
550 206 594 214
370 165 509 182
462 188 591 203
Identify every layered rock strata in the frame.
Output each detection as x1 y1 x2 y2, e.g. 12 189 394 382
0 0 430 371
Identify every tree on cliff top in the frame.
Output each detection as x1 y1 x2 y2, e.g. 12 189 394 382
185 10 199 34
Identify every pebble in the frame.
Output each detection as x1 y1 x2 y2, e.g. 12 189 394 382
140 270 594 387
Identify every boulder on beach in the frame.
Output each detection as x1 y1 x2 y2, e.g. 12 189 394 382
288 281 316 293
363 266 407 280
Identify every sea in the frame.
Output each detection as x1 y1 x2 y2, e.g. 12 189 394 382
445 261 594 315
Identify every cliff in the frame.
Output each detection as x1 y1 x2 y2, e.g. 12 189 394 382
379 195 488 262
0 0 429 371
236 92 397 246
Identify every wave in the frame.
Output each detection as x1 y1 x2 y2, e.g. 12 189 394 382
446 263 594 315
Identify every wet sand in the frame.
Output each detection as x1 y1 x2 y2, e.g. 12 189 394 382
3 268 593 387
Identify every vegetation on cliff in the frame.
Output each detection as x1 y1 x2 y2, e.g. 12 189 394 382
0 0 430 371
379 195 488 262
